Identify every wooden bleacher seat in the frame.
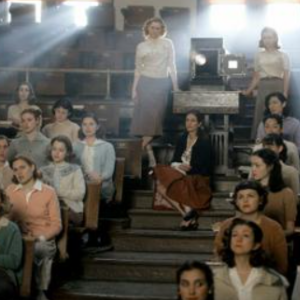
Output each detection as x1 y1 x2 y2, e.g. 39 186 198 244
57 206 70 261
121 6 155 30
33 72 65 96
20 235 35 298
0 71 18 94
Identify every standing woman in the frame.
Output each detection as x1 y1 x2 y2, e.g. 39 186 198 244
214 218 288 300
6 156 61 300
154 110 212 230
7 82 40 130
250 148 297 236
131 17 179 167
242 27 290 139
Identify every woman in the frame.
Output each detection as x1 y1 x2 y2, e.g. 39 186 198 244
256 92 300 152
42 98 80 143
130 17 179 167
73 112 115 202
6 156 61 300
214 218 288 300
242 27 290 139
41 135 86 225
0 189 23 300
214 180 288 275
7 82 40 130
177 261 214 300
250 148 297 235
7 108 50 168
154 110 212 230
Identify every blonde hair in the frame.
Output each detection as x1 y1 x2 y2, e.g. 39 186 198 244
259 27 280 49
142 17 167 39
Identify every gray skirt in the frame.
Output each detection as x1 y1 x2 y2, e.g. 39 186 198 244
130 76 170 137
252 77 284 139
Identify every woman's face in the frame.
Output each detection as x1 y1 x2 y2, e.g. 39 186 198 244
54 107 69 123
264 118 281 135
18 84 31 103
268 96 285 115
12 159 35 185
82 117 99 138
148 21 163 39
179 269 210 300
261 30 277 49
236 189 261 215
250 155 271 182
230 224 258 256
51 141 67 164
185 114 200 134
21 113 39 134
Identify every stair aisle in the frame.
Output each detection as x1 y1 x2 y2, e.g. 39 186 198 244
51 188 236 300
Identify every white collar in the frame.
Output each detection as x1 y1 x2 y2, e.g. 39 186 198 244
14 179 43 192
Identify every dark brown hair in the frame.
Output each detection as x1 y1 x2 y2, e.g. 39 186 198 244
78 112 105 140
48 135 74 163
0 189 11 217
20 107 42 120
14 81 36 104
259 27 280 49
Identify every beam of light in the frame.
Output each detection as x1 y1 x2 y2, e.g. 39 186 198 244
63 0 99 27
265 3 300 33
7 0 42 23
208 4 246 32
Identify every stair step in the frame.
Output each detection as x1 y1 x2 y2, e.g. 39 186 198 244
53 281 177 300
128 209 234 230
81 252 213 283
111 229 215 253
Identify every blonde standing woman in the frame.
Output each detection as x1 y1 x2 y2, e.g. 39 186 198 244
130 17 179 167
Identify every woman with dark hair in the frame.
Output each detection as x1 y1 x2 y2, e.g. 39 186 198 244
241 27 290 139
73 112 115 202
250 148 297 235
6 155 61 300
7 108 50 168
42 98 80 143
214 180 288 275
130 17 179 167
262 134 299 201
214 218 287 300
154 110 213 230
7 81 40 129
40 135 86 225
177 261 214 300
0 135 13 189
0 189 23 300
256 92 300 151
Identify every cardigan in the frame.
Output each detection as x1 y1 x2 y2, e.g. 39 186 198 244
0 217 23 287
214 265 287 300
40 162 86 213
172 133 213 176
73 139 116 200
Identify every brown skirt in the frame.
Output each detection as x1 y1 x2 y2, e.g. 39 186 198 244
251 77 284 139
154 165 212 210
130 76 169 137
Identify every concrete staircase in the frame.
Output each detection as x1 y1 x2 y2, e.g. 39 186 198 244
51 186 236 300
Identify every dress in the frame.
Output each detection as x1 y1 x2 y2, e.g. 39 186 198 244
130 38 176 137
252 50 289 138
154 133 212 210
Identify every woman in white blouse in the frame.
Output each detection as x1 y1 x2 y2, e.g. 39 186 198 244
214 218 287 300
130 17 179 167
242 27 290 139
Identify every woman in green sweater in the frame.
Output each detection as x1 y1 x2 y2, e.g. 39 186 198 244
0 188 23 300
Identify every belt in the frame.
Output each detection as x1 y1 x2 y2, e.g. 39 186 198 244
261 77 282 81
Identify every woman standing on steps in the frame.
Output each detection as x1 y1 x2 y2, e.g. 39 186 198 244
177 260 214 300
154 110 213 230
214 218 288 300
130 17 179 167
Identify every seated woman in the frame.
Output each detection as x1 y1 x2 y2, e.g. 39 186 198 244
0 189 23 300
214 218 288 300
251 148 297 236
42 98 80 143
154 110 213 230
214 180 288 275
256 92 300 152
176 260 214 300
0 135 13 189
7 108 50 168
41 135 86 226
6 156 61 300
73 112 116 202
7 82 40 133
